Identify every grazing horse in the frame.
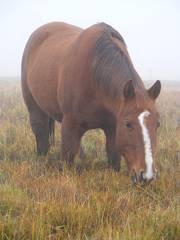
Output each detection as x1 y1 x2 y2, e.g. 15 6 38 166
21 22 161 184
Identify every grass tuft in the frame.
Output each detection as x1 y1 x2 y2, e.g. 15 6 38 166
0 81 179 239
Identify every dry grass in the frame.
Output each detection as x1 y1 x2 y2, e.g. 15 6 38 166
0 81 180 240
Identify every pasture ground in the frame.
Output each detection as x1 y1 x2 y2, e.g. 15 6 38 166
0 81 180 240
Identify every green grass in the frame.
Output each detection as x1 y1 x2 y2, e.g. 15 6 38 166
0 81 180 239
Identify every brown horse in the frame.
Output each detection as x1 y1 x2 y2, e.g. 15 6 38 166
21 22 161 184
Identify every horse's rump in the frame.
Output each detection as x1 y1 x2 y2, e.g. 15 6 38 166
22 22 82 119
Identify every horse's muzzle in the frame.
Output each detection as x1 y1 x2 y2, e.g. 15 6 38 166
131 171 156 186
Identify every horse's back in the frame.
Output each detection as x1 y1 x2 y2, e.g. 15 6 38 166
21 22 82 120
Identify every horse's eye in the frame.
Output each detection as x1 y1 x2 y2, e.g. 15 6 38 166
126 122 134 130
156 122 160 128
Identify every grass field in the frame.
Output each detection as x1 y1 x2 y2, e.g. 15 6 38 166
0 81 180 240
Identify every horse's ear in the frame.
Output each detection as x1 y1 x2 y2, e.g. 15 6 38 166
123 80 135 100
148 80 161 100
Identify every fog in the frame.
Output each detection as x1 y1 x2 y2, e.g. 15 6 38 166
0 0 180 81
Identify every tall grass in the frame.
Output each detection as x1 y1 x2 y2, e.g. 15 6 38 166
0 81 180 239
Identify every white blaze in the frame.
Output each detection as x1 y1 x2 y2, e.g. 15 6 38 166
138 111 154 180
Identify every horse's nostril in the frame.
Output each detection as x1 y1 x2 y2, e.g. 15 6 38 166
139 171 148 184
131 171 138 185
140 171 145 182
131 171 155 185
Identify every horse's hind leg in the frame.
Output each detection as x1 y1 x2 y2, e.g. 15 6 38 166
22 76 54 156
30 109 50 156
79 145 86 159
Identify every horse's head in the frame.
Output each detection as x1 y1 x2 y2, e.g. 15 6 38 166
116 80 161 185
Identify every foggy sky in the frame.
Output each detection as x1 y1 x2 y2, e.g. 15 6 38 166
0 0 180 81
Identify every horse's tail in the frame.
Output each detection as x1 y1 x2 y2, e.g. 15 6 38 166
49 118 55 146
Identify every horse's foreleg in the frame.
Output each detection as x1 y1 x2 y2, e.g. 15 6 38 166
61 116 81 167
30 110 50 156
104 128 121 171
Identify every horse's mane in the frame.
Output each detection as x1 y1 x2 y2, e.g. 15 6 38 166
92 23 144 98
97 23 127 46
